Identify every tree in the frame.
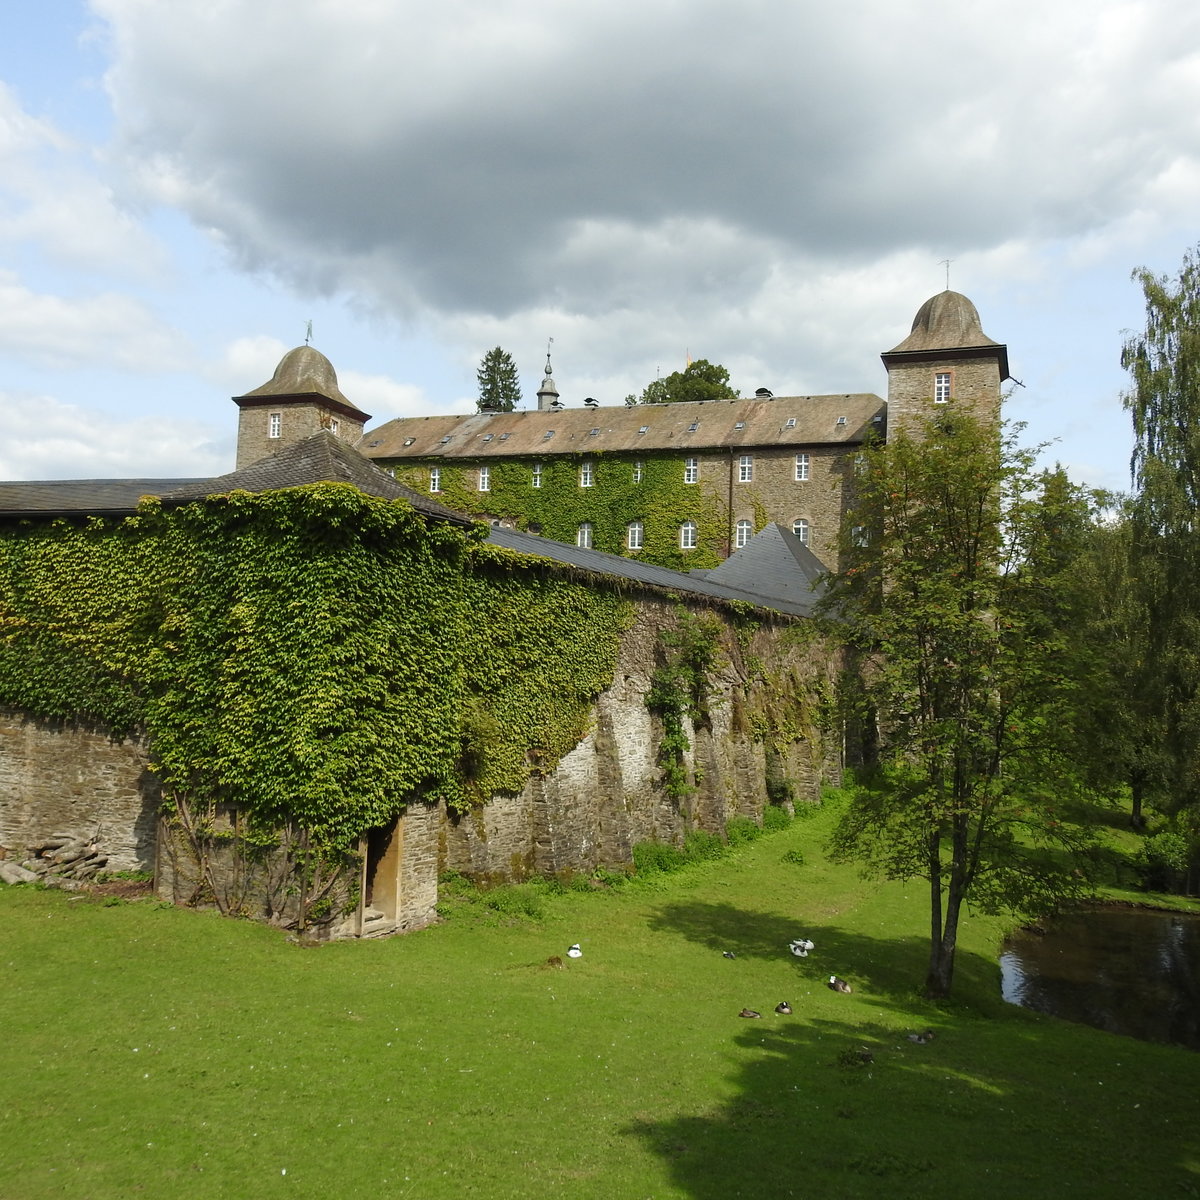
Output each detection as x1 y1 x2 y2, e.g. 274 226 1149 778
640 359 737 405
823 413 1099 998
1120 245 1200 885
477 347 522 412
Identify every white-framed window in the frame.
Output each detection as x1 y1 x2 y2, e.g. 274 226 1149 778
627 520 644 550
934 371 952 403
532 462 543 488
679 520 698 550
429 467 441 493
268 412 282 439
577 523 593 549
738 455 753 482
684 457 698 484
792 518 809 544
633 460 644 483
735 519 753 548
330 418 340 435
580 460 595 488
795 453 810 481
478 465 490 492
852 525 868 547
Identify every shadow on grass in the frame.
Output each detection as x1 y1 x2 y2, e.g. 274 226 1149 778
633 899 1200 1199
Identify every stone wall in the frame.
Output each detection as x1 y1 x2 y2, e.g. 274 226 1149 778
0 709 158 875
439 596 837 881
885 354 1003 436
0 595 839 931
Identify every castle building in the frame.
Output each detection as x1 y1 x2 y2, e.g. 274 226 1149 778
327 290 1008 569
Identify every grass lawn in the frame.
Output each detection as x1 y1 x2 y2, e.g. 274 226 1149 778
1 798 1197 1200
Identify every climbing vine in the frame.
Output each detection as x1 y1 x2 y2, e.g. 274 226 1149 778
0 485 633 859
645 608 725 800
393 454 727 569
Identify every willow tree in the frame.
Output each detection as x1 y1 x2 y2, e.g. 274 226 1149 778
824 413 1099 998
1123 247 1200 831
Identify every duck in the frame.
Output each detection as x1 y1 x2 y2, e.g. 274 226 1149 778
775 1001 793 1015
789 938 815 957
738 1008 762 1019
827 975 852 994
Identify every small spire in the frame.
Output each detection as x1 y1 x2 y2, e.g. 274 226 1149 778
544 336 554 376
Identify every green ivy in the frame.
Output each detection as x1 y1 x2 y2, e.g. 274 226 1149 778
394 454 726 569
0 484 632 856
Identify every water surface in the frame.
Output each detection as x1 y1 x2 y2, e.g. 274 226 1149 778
1000 906 1200 1051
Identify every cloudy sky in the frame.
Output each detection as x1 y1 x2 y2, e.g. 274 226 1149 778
3 0 1199 489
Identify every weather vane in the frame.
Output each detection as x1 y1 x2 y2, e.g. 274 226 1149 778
545 335 554 373
305 320 313 346
938 259 954 290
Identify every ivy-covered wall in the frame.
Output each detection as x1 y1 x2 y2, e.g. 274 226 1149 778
393 455 727 569
0 483 839 934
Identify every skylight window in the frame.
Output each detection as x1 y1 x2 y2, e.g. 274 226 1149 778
440 435 453 443
785 418 796 428
482 434 494 442
687 421 699 432
543 430 556 441
734 421 745 430
638 425 649 434
499 432 511 440
589 428 600 436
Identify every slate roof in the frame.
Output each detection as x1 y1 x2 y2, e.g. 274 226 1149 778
0 479 208 517
700 523 829 613
234 344 370 421
162 432 473 523
483 523 828 618
360 393 886 462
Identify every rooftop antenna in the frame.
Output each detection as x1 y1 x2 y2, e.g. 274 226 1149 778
938 258 954 291
305 319 313 346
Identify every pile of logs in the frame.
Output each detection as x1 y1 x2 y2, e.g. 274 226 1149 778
0 832 108 887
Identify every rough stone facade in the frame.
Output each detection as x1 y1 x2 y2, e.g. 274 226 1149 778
0 595 837 936
884 354 1004 436
235 402 367 472
0 709 159 875
439 596 837 882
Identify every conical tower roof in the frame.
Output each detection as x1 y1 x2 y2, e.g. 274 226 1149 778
882 290 1009 380
235 345 371 420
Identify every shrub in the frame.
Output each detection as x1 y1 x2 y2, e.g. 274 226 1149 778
633 840 687 875
682 830 727 862
762 806 792 832
1137 831 1192 893
780 848 806 866
725 817 763 847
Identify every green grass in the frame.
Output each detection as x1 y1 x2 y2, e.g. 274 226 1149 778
1 801 1197 1200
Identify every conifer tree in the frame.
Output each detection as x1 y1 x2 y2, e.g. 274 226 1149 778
476 347 522 412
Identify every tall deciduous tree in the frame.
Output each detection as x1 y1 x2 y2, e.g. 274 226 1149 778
640 359 737 405
477 347 522 412
824 413 1099 998
1121 245 1200 882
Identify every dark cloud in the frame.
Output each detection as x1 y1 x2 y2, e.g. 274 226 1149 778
98 0 1200 320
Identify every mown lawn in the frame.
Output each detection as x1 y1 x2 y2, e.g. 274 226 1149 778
1 799 1197 1200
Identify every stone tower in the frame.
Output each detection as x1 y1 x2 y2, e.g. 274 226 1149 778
881 291 1009 434
233 345 372 469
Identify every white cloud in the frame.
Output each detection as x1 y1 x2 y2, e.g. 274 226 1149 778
0 81 167 278
0 270 189 371
0 390 230 480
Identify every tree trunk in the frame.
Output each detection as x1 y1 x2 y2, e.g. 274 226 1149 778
1129 770 1147 831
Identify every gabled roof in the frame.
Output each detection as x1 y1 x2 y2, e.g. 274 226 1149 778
483 523 827 618
360 393 886 462
0 479 208 517
699 523 829 613
164 431 473 523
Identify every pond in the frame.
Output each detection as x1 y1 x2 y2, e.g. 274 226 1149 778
1000 906 1200 1051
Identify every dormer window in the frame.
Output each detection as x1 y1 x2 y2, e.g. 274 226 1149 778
638 425 649 435
403 437 416 447
785 417 796 429
836 417 847 426
440 435 453 444
268 412 282 439
543 430 556 441
734 421 745 430
482 433 494 442
687 421 699 432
